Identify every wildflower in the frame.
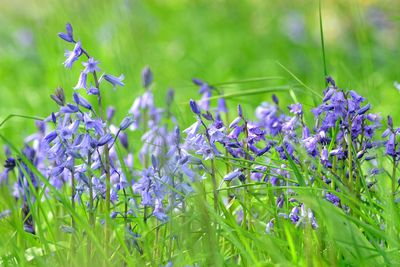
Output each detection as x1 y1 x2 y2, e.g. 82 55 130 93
272 94 279 105
82 57 100 73
223 169 242 181
103 74 125 89
265 218 275 234
238 104 243 118
63 41 82 69
50 87 66 106
74 71 87 90
189 99 201 115
386 133 396 157
288 103 302 115
87 86 99 95
58 23 74 43
326 192 340 206
119 116 134 130
60 104 79 114
107 106 116 121
217 97 227 113
142 66 153 88
276 193 284 208
4 158 16 169
73 92 92 110
97 133 113 147
289 206 300 224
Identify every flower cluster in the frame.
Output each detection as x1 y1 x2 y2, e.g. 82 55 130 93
1 23 396 247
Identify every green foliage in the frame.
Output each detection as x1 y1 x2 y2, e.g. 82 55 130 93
1 0 400 266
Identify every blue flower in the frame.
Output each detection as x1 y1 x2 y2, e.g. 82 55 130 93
103 74 125 89
63 41 82 69
141 66 153 88
74 71 87 90
58 23 74 43
288 103 303 115
82 57 100 73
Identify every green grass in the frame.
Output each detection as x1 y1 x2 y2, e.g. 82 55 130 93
1 0 399 149
1 0 400 266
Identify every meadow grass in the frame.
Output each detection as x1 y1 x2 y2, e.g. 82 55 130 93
1 1 400 266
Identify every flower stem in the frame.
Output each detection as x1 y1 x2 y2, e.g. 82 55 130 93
392 157 397 199
210 158 218 211
347 117 353 192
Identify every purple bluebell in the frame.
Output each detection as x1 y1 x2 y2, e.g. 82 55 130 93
386 133 396 157
238 104 243 118
289 206 300 224
60 104 79 114
82 57 100 73
118 132 129 150
97 133 113 147
272 94 279 105
63 41 82 69
189 99 201 115
74 71 87 90
265 218 274 234
58 23 74 43
276 193 284 208
288 103 302 115
142 66 153 88
326 76 336 87
357 103 371 115
119 116 134 131
326 192 340 206
73 92 92 110
4 158 16 169
50 87 66 106
103 74 125 89
87 86 99 95
223 169 242 181
217 97 227 113
320 147 331 168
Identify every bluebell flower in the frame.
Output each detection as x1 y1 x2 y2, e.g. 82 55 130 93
289 206 300 224
74 71 87 90
153 199 168 222
142 66 153 88
288 103 303 115
276 193 284 208
87 85 99 95
63 41 82 69
50 87 66 106
60 104 79 114
73 92 92 110
119 116 134 131
223 169 242 181
97 133 113 147
326 192 340 206
58 23 74 43
386 133 396 157
82 57 100 73
217 97 227 113
103 74 125 89
265 218 275 234
189 99 201 115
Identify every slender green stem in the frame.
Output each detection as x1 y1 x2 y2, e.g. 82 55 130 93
69 168 75 266
104 145 111 243
243 120 252 230
70 168 75 229
210 158 218 211
392 157 397 198
347 118 353 192
87 153 94 260
198 116 219 211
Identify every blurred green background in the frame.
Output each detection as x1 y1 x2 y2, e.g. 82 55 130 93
0 0 399 156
